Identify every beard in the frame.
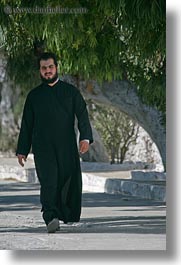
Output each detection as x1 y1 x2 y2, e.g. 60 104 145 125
40 71 59 84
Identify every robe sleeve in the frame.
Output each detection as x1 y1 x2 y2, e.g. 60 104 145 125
74 90 93 144
16 93 34 156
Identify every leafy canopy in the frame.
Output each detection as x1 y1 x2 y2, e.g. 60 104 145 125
0 0 166 113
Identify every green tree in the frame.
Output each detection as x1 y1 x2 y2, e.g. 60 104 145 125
0 0 166 168
0 0 165 112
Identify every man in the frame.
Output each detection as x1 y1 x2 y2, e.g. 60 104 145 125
16 52 93 233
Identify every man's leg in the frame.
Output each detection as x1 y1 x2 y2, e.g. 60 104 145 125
34 151 60 227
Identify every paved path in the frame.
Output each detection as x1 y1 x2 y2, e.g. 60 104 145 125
0 181 166 250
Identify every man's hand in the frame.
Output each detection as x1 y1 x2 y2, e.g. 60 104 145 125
79 140 89 154
17 154 27 167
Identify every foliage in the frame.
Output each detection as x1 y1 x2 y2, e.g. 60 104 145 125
89 102 139 163
0 0 166 113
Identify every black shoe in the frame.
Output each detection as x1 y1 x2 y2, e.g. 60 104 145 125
47 218 59 233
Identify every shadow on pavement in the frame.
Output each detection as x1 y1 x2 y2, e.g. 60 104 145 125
0 214 166 234
82 192 165 207
0 182 165 211
0 182 166 235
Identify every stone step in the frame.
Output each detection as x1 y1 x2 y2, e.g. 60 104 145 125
131 171 166 181
82 173 166 202
80 161 155 172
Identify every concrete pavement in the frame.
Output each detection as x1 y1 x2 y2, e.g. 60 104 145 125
0 157 166 250
0 181 166 250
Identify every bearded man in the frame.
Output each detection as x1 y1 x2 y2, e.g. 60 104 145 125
16 52 93 233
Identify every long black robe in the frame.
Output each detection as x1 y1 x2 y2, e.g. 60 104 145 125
16 79 93 225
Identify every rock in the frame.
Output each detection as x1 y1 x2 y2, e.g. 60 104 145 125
131 171 166 181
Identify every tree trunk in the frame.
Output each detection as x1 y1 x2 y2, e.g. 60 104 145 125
73 78 166 171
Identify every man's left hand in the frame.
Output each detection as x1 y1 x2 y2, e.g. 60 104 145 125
79 140 89 154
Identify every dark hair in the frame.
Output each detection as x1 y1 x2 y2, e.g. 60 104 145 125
37 52 58 68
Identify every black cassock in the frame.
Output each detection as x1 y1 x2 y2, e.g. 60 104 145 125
16 79 93 225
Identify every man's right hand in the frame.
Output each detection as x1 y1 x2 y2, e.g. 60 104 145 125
17 154 27 167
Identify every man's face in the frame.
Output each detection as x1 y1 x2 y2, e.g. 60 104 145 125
39 58 58 84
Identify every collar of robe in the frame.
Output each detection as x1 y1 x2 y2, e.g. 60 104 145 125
43 78 61 89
